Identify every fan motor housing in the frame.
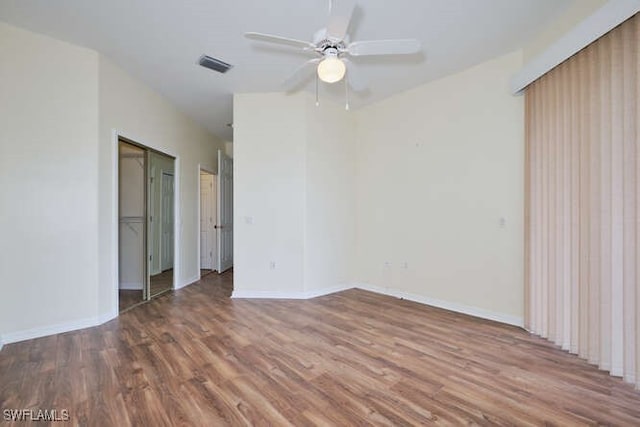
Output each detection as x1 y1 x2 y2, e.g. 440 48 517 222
313 28 349 49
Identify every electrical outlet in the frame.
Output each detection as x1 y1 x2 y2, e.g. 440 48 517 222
269 261 276 270
401 262 408 269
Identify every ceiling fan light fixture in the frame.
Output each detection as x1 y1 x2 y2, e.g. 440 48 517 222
317 56 346 83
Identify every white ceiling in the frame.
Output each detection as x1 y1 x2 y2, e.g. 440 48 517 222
0 0 571 141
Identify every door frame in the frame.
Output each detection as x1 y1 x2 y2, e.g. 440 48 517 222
159 170 175 272
112 129 180 314
197 165 217 279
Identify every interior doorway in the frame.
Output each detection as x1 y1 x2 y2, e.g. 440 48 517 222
200 169 217 276
118 138 175 312
199 150 233 280
217 149 234 273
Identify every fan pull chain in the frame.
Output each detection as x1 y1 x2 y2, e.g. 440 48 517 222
345 73 350 111
315 74 320 107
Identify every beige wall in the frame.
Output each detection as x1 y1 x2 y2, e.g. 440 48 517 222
355 50 525 324
98 56 224 316
524 0 607 62
234 52 525 324
0 22 100 339
233 92 356 297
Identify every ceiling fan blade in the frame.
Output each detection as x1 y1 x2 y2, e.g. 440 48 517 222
283 58 322 91
347 39 421 56
326 0 355 41
245 32 315 50
343 59 367 92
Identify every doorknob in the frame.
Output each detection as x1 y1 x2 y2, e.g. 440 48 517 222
214 225 223 229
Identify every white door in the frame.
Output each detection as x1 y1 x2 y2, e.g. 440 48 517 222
217 150 233 273
161 172 174 271
148 161 160 275
200 173 217 270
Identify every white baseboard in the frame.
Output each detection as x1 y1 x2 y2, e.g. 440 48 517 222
304 284 354 299
354 283 524 328
232 282 523 327
2 316 103 345
119 282 144 290
176 274 200 290
231 290 310 299
1 282 522 345
232 284 353 300
98 309 118 325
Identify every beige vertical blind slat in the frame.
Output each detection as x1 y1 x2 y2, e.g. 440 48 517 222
635 14 640 388
599 33 613 372
588 44 601 365
525 13 640 389
570 54 581 356
610 24 625 377
525 89 532 333
561 60 572 352
622 17 637 384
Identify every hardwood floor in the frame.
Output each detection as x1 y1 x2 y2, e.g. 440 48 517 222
150 269 173 297
2 272 640 426
118 270 175 312
118 289 143 312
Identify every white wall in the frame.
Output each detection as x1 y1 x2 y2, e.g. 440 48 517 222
304 100 356 294
233 92 356 297
233 93 307 295
355 50 525 324
0 22 224 342
0 22 100 339
98 56 224 317
234 54 524 324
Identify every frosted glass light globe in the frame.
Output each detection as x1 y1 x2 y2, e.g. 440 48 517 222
317 56 346 83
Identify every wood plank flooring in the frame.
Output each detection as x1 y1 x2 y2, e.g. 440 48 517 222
119 270 175 312
118 290 143 312
2 272 640 426
150 269 173 297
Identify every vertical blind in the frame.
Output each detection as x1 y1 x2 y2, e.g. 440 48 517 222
525 13 639 389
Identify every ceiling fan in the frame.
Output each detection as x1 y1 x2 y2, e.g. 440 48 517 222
245 0 421 97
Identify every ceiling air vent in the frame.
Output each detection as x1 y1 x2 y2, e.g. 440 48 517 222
198 55 233 73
